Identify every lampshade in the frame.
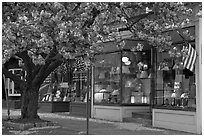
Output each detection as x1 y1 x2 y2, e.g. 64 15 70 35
122 57 129 62
112 90 119 95
173 64 179 69
140 71 148 78
131 95 135 103
161 66 170 71
181 93 189 98
158 60 170 71
99 89 107 92
173 62 184 70
125 60 131 65
143 64 148 70
171 92 177 98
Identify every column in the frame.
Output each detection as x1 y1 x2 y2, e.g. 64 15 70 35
195 18 202 134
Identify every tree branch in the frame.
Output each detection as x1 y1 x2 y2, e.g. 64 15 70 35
118 11 154 32
32 57 63 86
128 11 154 27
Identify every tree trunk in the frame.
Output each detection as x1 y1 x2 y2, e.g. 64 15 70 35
21 84 40 120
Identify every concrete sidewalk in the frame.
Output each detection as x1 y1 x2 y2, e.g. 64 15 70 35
2 109 195 135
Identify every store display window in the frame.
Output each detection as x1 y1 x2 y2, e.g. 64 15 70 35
122 51 152 104
154 48 196 111
94 48 152 105
94 52 121 104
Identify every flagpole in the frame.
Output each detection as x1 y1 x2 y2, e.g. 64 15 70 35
86 67 90 135
176 30 189 47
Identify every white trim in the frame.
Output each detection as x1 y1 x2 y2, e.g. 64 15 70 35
153 108 197 134
195 18 202 134
93 105 149 122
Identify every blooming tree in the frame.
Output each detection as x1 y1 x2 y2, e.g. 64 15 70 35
2 2 198 120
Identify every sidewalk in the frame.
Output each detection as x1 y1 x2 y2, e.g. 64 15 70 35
2 109 195 135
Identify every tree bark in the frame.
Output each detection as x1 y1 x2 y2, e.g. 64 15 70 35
21 84 40 119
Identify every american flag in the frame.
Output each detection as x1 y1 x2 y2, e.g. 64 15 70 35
182 43 197 72
177 31 197 72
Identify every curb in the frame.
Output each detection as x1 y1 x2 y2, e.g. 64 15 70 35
3 120 56 130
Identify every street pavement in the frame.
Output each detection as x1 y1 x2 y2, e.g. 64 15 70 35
2 109 196 135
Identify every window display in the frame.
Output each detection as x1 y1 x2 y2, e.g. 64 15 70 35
122 51 151 104
154 50 196 111
94 52 121 104
94 49 152 105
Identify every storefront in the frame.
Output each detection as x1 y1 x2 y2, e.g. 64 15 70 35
92 39 154 121
38 19 201 133
152 19 202 134
91 19 201 133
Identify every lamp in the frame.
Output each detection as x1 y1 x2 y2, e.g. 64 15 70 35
143 64 148 70
171 92 177 106
173 64 179 69
142 95 147 104
171 92 177 98
158 60 170 71
173 62 184 70
125 60 131 65
122 56 129 63
131 95 135 103
161 66 170 71
112 90 119 95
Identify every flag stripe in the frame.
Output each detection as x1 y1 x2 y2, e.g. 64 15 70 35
185 44 195 71
185 44 193 69
183 43 197 71
189 49 197 71
183 45 190 67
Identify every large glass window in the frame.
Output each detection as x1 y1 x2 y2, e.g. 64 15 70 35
94 52 121 104
122 51 152 104
93 49 152 105
154 49 196 111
